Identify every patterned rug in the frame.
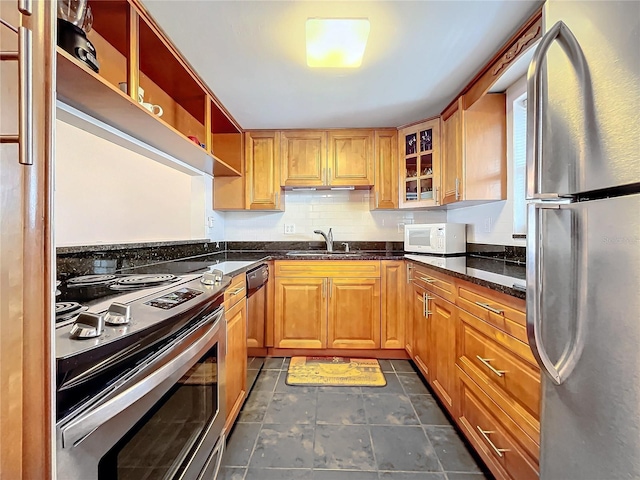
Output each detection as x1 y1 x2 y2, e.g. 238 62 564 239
286 356 386 387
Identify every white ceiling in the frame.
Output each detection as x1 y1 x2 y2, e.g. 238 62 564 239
141 0 541 130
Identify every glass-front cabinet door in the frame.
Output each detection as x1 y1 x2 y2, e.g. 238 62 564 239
399 117 441 208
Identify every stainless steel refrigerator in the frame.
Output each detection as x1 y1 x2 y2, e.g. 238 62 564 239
526 1 640 479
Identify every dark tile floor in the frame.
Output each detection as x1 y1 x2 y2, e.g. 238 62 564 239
221 358 490 480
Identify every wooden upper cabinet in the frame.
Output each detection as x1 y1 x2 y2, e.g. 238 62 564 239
280 130 327 187
441 94 506 205
399 117 441 208
327 277 381 349
245 131 284 210
327 130 374 186
371 130 398 209
441 101 463 205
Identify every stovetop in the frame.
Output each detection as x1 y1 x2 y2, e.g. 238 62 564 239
55 274 230 359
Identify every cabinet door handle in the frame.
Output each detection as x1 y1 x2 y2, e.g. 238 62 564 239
322 167 326 185
419 276 436 284
18 0 32 15
475 302 504 315
406 264 413 283
0 23 33 166
476 426 510 457
455 178 460 200
229 287 245 296
328 278 332 298
322 278 326 299
375 191 379 208
328 168 332 183
476 356 507 377
435 186 440 205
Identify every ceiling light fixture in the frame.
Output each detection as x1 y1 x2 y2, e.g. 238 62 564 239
306 18 370 68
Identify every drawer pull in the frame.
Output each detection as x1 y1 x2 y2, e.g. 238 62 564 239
476 426 510 457
475 302 504 315
229 287 245 296
476 356 507 377
419 276 436 284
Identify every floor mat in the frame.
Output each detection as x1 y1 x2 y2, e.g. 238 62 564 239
286 356 386 387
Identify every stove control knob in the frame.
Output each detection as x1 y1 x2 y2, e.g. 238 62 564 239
104 302 131 325
70 312 104 339
201 269 223 285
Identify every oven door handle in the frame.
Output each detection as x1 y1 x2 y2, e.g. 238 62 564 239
60 308 223 448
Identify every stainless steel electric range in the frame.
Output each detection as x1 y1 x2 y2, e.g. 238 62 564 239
55 269 231 480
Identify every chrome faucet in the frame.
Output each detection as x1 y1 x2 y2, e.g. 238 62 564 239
314 228 333 252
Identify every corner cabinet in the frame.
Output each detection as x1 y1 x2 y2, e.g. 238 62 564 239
441 94 506 205
399 118 441 208
245 131 284 210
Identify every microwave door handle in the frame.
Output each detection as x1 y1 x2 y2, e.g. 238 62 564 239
60 311 222 448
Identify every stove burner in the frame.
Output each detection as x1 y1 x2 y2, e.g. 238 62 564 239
55 302 87 324
109 274 180 291
56 301 82 316
67 274 117 287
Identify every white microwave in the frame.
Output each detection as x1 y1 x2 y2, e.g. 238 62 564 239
404 223 467 254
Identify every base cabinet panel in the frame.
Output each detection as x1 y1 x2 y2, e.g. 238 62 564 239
412 284 430 378
428 295 457 413
328 278 381 349
225 298 247 430
274 278 327 349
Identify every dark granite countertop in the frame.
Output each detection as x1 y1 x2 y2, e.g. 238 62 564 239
405 253 526 299
56 240 525 298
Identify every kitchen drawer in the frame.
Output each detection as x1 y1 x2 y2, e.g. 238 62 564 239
457 367 539 480
410 263 456 303
458 308 540 446
456 280 527 343
224 273 246 309
274 260 380 278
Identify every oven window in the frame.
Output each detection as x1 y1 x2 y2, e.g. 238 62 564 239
409 229 432 247
98 344 219 480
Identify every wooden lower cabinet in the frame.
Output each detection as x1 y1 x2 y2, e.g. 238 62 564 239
458 367 539 480
274 277 327 349
411 283 430 378
225 296 247 430
273 261 383 351
428 294 457 413
328 277 381 349
404 260 539 480
381 260 405 349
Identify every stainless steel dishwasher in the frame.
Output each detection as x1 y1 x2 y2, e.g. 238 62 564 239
245 263 268 389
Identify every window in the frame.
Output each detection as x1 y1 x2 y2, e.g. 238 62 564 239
512 91 527 235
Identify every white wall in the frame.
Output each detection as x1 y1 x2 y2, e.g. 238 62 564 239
447 76 527 246
55 120 224 246
223 190 447 241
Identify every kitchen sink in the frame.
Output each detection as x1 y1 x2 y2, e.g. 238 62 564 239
285 251 364 257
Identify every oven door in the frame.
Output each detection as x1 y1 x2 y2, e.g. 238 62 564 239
56 306 226 480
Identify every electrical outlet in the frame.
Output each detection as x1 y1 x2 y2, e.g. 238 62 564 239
284 224 296 234
483 217 492 233
207 216 215 228
397 222 405 234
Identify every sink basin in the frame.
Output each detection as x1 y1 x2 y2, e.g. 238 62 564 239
285 251 363 257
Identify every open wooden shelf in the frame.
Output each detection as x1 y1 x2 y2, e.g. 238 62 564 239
57 47 241 176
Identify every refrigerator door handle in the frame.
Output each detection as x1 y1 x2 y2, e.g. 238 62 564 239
526 203 586 385
526 21 588 200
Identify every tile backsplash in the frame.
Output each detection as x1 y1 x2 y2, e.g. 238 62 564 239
223 190 447 241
